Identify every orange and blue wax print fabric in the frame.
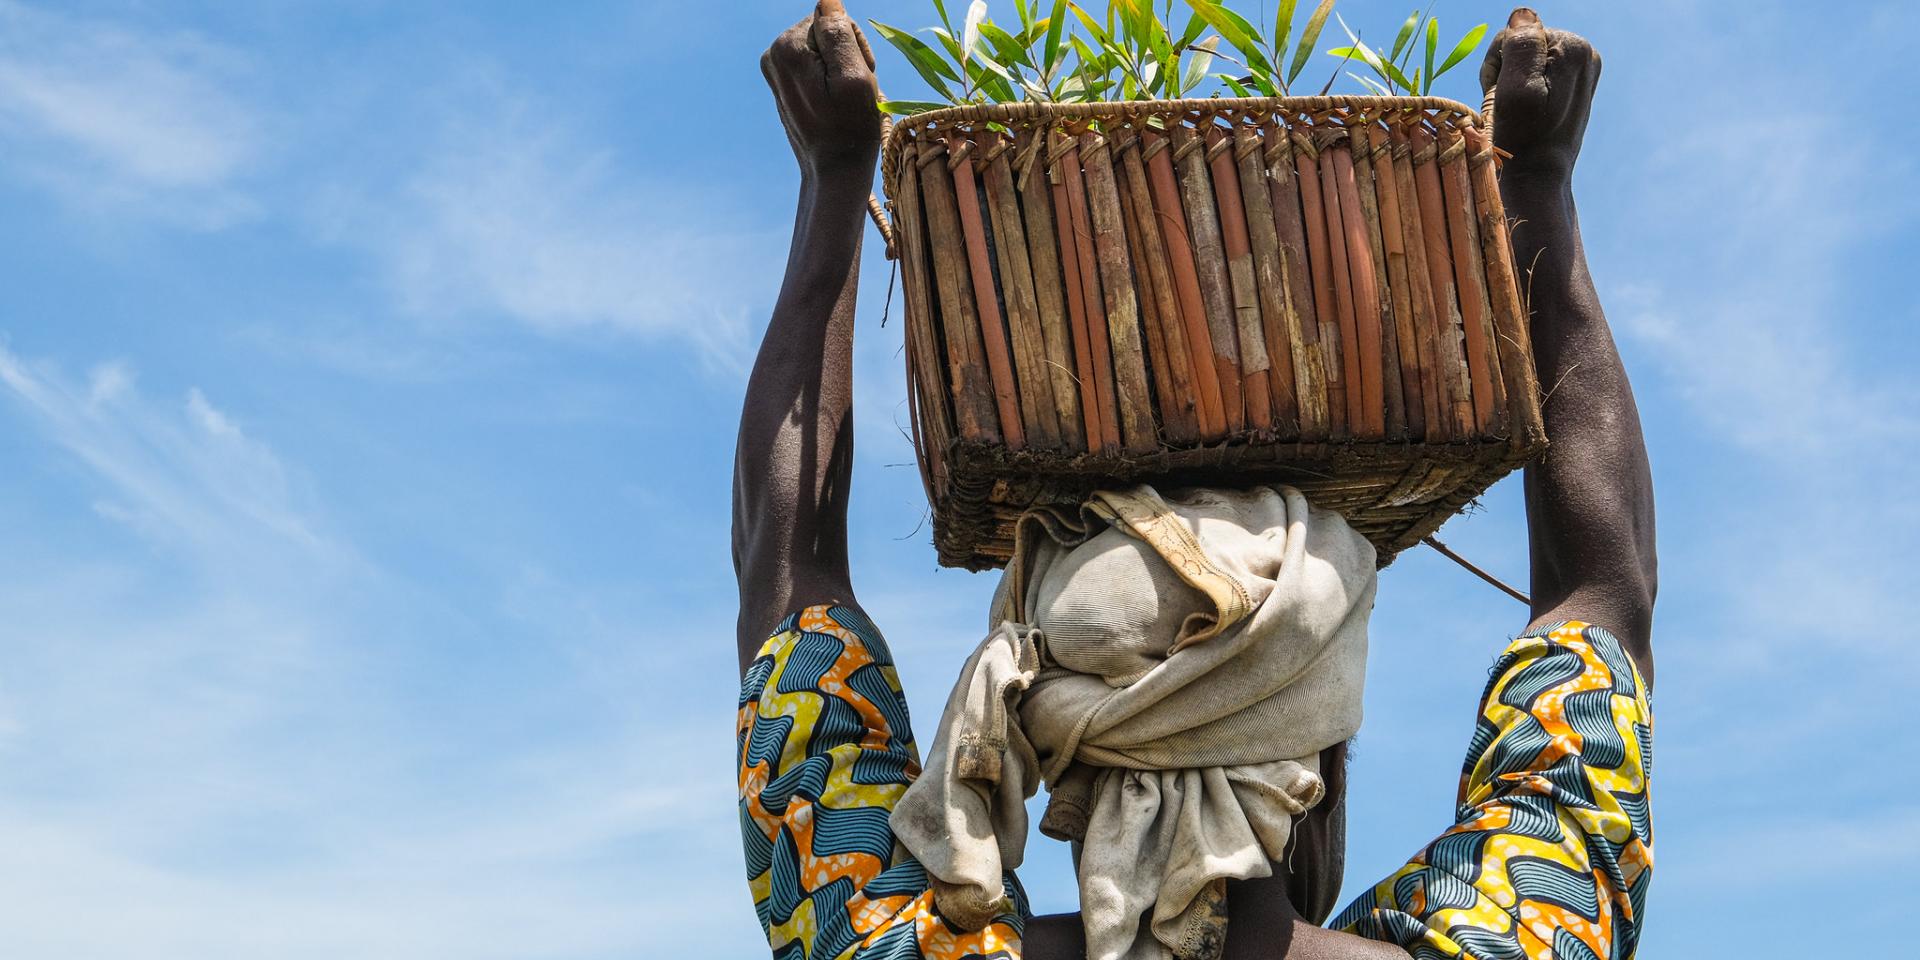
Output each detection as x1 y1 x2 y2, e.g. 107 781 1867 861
1333 621 1655 960
737 604 1026 960
738 609 1652 960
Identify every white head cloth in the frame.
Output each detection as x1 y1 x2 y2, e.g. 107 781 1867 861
891 485 1376 960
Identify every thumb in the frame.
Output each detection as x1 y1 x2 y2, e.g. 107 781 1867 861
1494 8 1550 101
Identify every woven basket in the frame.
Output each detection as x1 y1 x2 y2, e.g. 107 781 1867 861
879 95 1545 570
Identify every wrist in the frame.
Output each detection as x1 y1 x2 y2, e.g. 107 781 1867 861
1499 163 1573 214
800 146 881 190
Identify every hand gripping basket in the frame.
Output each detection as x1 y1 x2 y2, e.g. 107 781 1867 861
879 95 1545 570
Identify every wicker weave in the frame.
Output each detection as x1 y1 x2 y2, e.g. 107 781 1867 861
880 96 1545 570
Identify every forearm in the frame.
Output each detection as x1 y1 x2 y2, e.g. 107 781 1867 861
732 170 872 660
1503 171 1657 678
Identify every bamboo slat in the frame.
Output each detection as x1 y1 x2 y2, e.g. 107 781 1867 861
1058 133 1123 453
1207 126 1273 432
1115 128 1202 443
1049 130 1107 450
917 140 1000 442
1235 124 1301 437
1315 127 1366 436
894 153 949 492
1350 117 1407 439
1463 123 1546 451
1389 123 1445 440
1143 130 1229 439
1410 126 1476 437
947 138 1026 449
980 132 1062 449
1172 125 1246 434
1331 130 1387 439
1264 119 1330 441
1014 130 1086 453
1080 131 1159 453
1370 119 1426 442
1437 123 1506 435
1293 126 1349 438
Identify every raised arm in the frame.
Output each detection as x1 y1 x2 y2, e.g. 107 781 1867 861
1482 8 1657 683
733 0 882 669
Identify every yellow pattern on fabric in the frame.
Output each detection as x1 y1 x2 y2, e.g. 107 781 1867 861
738 605 1023 960
1334 621 1654 959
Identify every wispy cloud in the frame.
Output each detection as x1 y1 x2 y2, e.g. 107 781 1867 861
314 91 779 373
0 341 767 958
0 1 261 226
0 347 334 575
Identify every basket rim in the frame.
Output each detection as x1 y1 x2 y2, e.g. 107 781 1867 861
880 93 1484 199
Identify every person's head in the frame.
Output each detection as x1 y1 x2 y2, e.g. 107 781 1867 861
1013 484 1373 921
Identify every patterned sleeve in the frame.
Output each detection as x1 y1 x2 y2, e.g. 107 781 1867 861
737 604 1026 960
1333 621 1654 960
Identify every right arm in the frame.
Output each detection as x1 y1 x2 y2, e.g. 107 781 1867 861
1483 8 1658 682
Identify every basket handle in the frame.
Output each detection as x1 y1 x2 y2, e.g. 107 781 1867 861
866 109 900 259
867 193 897 260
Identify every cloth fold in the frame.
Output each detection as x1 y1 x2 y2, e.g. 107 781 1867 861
893 485 1377 960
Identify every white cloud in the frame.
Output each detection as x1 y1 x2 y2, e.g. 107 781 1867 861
320 93 779 373
1619 116 1920 457
0 346 332 573
0 1 261 226
0 342 768 959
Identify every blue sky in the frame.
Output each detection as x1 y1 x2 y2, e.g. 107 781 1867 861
0 0 1912 956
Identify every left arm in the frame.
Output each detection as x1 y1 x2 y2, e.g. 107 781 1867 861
732 1 880 669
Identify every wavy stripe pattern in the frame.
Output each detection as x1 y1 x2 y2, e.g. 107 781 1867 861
738 605 1026 960
1335 622 1655 959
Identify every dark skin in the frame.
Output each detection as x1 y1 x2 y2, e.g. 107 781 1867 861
732 5 1653 957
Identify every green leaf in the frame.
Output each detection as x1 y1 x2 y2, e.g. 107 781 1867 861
1350 71 1392 95
1217 73 1254 98
962 0 989 67
1014 0 1033 30
1070 33 1101 64
1068 1 1111 45
929 26 966 65
1287 0 1336 86
972 46 1018 83
1424 17 1438 93
1044 0 1069 74
1182 35 1220 95
981 21 1035 68
1390 9 1419 64
1019 18 1048 48
1178 11 1209 48
932 0 952 31
1187 0 1271 76
868 20 962 101
1146 11 1174 64
879 99 950 115
1434 23 1488 79
1332 16 1391 84
1273 0 1298 58
1382 56 1417 94
965 55 1019 101
1117 0 1151 47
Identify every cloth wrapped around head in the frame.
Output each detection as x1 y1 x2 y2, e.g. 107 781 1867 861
891 484 1376 960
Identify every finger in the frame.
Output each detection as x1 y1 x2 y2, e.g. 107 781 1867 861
770 16 828 98
810 7 873 85
1496 7 1551 103
853 20 877 72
